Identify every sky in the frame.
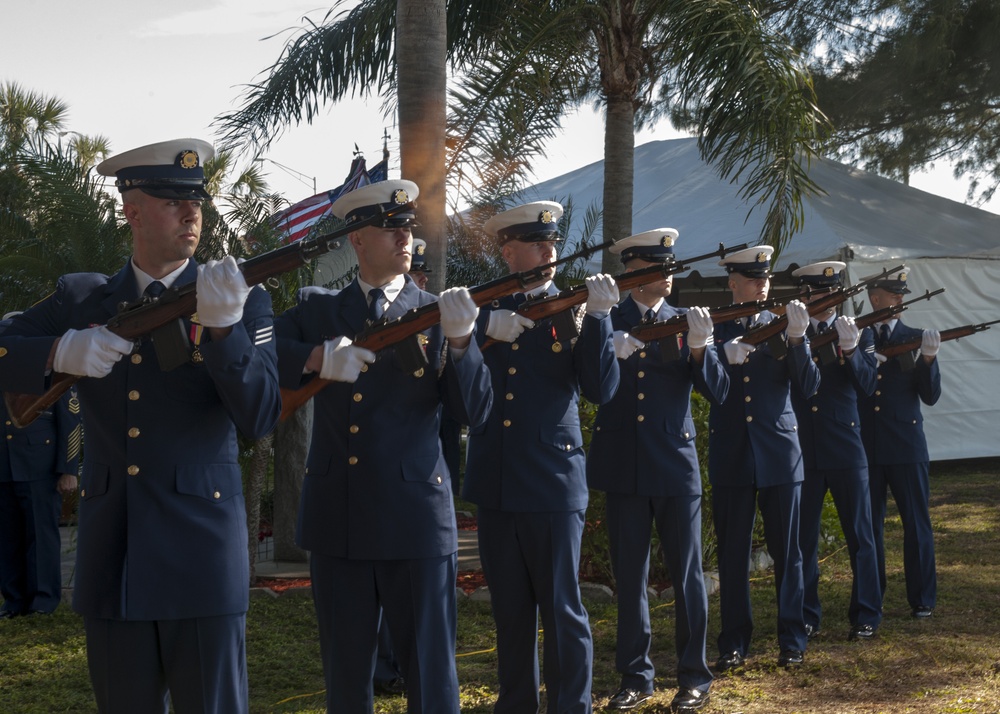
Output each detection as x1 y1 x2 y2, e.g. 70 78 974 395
3 0 996 216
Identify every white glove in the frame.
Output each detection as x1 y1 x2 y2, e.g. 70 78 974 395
874 352 888 366
486 310 534 342
784 300 809 339
686 306 714 349
834 316 860 352
53 326 133 378
920 329 940 358
613 330 644 360
319 336 376 383
438 287 479 340
196 256 250 328
584 273 620 317
723 336 756 365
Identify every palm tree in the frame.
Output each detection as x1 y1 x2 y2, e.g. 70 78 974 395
0 82 69 160
215 0 824 275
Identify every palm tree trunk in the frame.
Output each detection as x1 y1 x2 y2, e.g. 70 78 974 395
245 432 274 585
601 94 636 274
396 0 448 292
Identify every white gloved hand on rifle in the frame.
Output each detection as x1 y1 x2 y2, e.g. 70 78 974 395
613 330 644 360
486 310 534 343
584 273 620 317
784 299 809 340
196 256 250 328
53 326 134 378
834 316 860 352
686 306 714 349
723 336 756 365
438 287 478 340
319 336 376 383
920 328 941 359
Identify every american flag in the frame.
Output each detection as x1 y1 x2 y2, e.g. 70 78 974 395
272 156 373 243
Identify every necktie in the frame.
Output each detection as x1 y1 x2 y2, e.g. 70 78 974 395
368 288 385 321
880 323 891 344
817 320 828 334
144 280 165 299
513 293 527 307
644 308 656 323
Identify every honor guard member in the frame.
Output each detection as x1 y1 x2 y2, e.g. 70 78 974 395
0 139 281 713
1 312 81 618
274 179 492 714
463 201 620 713
587 230 727 712
709 246 819 671
408 237 431 290
858 267 941 619
789 262 882 641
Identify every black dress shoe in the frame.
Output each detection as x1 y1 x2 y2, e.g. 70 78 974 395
911 606 934 619
778 649 804 667
805 623 820 640
0 609 19 620
606 687 651 710
671 687 710 711
715 650 745 673
848 624 876 641
373 677 406 695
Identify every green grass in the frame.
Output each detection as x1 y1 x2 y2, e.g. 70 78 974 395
3 459 1000 712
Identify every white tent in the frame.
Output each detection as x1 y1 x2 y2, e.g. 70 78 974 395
518 137 1000 460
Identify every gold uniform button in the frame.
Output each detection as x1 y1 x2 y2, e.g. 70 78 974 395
746 416 753 423
639 351 647 359
506 393 514 401
361 364 369 373
813 356 819 363
508 367 517 375
5 435 11 440
127 465 139 476
353 393 363 402
743 376 750 383
745 396 752 403
44 439 51 444
511 343 519 351
128 390 140 401
811 406 818 413
131 354 142 365
128 427 140 438
638 371 646 378
912 419 918 424
0 347 7 357
874 406 881 412
80 489 86 498
503 420 512 427
637 415 645 423
850 421 856 427
4 420 10 426
436 475 443 484
637 393 645 400
213 491 221 500
875 390 882 396
877 374 883 380
684 432 690 439
348 456 359 465
350 425 360 434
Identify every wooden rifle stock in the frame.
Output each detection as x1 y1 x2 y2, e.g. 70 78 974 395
877 318 1000 359
480 242 751 351
627 289 819 344
740 265 905 347
808 288 945 351
277 236 618 420
3 202 417 428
